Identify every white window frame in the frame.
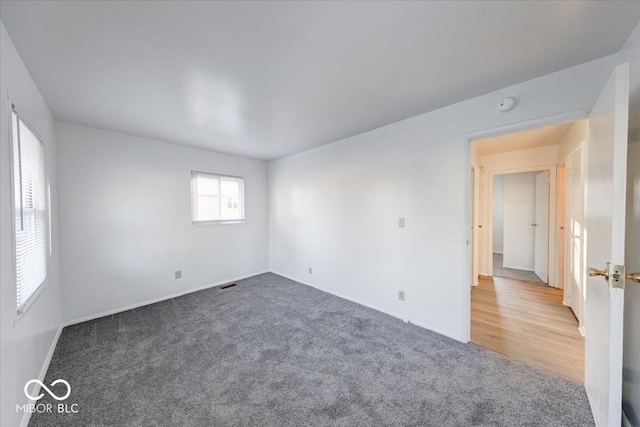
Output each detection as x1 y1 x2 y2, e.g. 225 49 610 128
191 171 245 225
9 102 49 321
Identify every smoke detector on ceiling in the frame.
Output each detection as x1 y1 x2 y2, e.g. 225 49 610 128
497 97 516 112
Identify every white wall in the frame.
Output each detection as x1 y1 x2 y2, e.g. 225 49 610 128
558 120 588 162
480 144 559 172
492 175 504 253
502 172 537 270
56 123 269 323
621 18 640 427
0 22 62 427
269 53 618 341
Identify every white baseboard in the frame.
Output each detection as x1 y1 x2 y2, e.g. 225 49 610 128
63 270 270 327
622 410 632 427
405 317 465 343
270 270 464 343
501 263 534 271
578 325 585 337
19 325 64 427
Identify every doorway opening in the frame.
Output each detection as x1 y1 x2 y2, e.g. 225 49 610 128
469 119 587 382
491 170 550 284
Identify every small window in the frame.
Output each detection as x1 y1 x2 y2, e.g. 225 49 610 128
11 107 48 315
191 172 244 223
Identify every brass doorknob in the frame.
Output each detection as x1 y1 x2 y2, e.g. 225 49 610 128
627 273 640 283
589 267 608 279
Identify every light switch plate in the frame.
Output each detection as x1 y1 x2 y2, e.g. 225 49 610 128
175 270 182 279
398 290 405 301
398 218 406 228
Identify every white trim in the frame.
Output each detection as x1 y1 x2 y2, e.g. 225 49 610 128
63 270 269 327
13 280 48 326
191 171 245 223
405 317 465 343
191 219 246 226
556 162 567 293
564 142 586 329
9 100 51 323
465 108 592 141
19 326 63 427
501 263 535 271
270 270 465 343
562 154 571 308
622 410 632 427
461 128 473 342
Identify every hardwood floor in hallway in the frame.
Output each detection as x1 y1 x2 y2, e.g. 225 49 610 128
471 276 585 382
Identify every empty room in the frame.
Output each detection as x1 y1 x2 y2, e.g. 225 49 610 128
1 2 639 427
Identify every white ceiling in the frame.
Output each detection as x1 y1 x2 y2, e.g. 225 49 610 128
1 2 639 161
473 121 577 157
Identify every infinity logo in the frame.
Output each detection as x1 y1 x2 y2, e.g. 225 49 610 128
24 379 71 401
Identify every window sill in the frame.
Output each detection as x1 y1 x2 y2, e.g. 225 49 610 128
191 219 246 226
14 280 47 327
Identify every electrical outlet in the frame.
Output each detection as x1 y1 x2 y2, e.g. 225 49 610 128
398 217 406 228
398 290 405 301
175 270 182 280
308 267 313 274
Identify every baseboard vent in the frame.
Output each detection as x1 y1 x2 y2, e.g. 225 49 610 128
220 283 238 290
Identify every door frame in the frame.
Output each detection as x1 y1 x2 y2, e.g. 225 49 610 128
470 166 478 287
557 163 567 293
485 166 556 283
461 107 590 342
563 142 587 334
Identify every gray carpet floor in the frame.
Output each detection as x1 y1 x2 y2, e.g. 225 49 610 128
493 253 545 284
30 273 593 426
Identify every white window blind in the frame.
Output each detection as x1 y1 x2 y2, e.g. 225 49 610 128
12 108 48 314
191 172 244 223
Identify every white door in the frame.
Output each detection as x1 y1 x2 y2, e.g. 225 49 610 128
584 63 629 427
568 147 584 326
534 171 549 283
503 173 536 270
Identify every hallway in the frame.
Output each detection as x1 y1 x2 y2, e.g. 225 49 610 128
492 252 545 284
471 276 584 382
